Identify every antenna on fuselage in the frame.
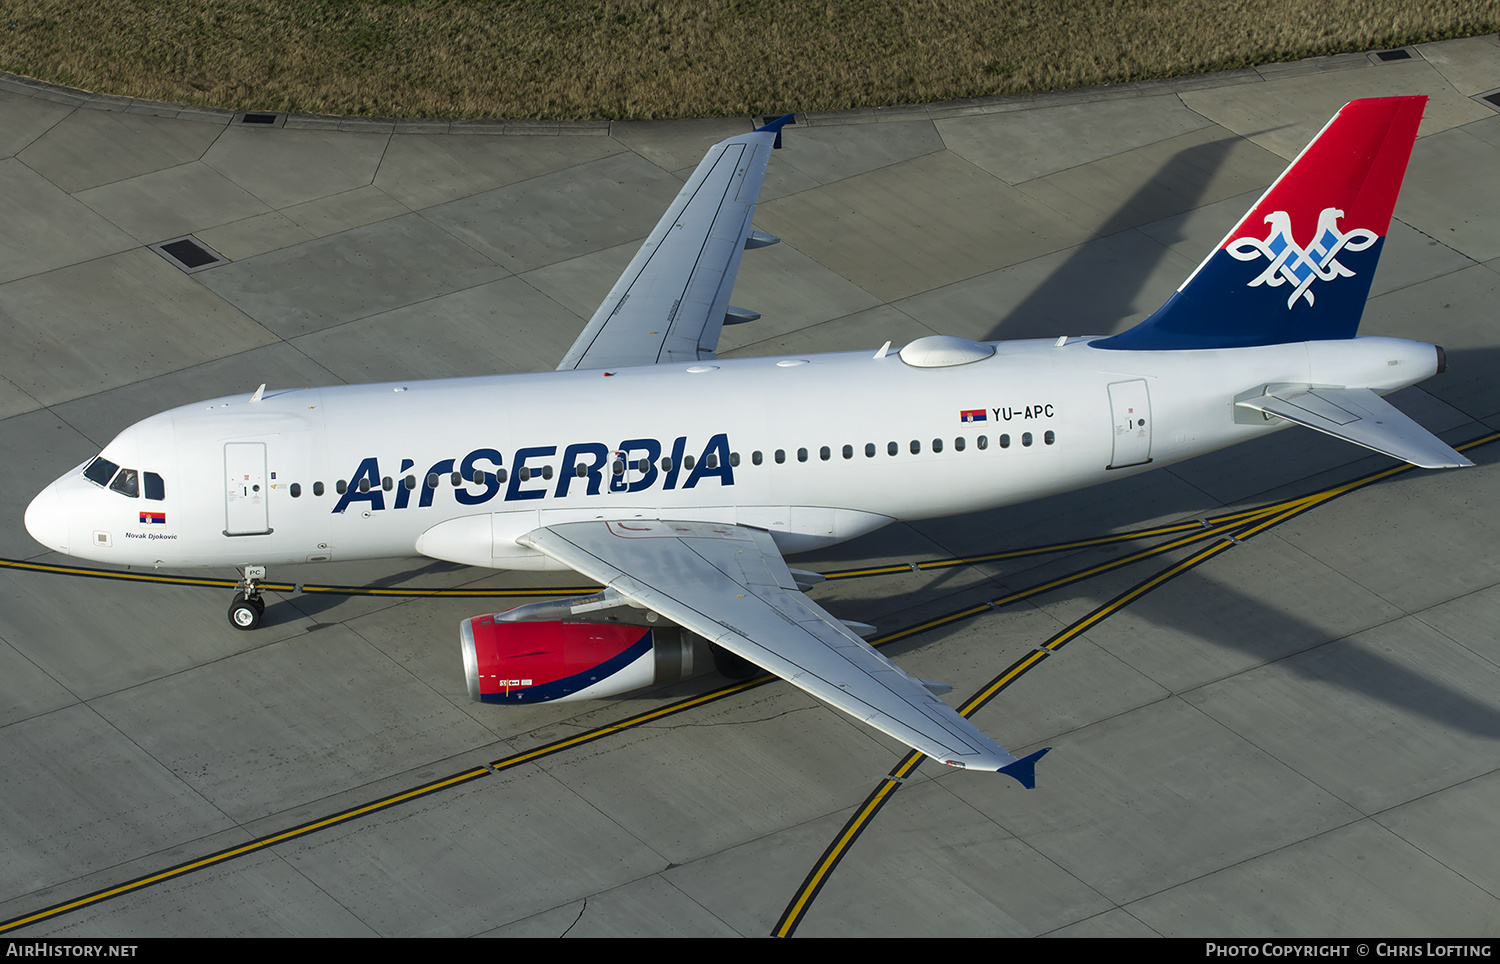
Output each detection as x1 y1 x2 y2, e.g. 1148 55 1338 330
249 384 266 403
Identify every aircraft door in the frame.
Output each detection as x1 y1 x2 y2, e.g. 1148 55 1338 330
1107 379 1152 469
224 442 272 535
609 446 659 494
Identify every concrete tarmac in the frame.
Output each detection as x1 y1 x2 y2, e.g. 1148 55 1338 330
2 37 1499 937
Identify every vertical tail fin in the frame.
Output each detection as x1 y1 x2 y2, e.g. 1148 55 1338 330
1096 96 1426 351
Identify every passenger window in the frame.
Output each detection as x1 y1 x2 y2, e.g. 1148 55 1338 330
999 435 1011 449
660 457 673 472
382 476 393 491
819 446 830 461
575 463 588 478
450 472 461 487
404 475 416 489
865 443 876 458
729 452 740 467
542 465 554 480
954 437 965 452
83 457 120 488
144 472 165 500
706 454 719 469
752 451 763 466
842 445 853 460
1045 431 1056 445
520 467 533 482
337 480 349 494
290 483 302 498
910 440 921 455
932 438 943 453
314 481 325 497
1022 432 1033 447
684 456 696 470
359 478 371 493
977 436 988 450
775 450 785 464
888 441 898 456
427 473 439 488
797 448 808 463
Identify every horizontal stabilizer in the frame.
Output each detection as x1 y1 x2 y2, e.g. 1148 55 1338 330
1235 386 1471 469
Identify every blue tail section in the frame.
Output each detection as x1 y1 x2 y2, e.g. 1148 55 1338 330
998 747 1051 789
755 112 796 149
1096 97 1425 351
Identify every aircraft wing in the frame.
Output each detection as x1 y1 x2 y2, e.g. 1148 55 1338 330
556 117 789 372
520 519 1047 784
1235 386 1471 469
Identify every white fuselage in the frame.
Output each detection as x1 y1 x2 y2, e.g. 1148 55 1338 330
27 335 1441 572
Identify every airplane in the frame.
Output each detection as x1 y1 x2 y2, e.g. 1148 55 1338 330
24 96 1468 788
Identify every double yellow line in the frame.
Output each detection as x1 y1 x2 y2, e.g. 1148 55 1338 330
0 674 772 934
772 435 1496 936
3 434 1491 935
772 512 1272 936
0 557 598 598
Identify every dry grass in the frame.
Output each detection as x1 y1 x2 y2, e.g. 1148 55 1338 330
0 1 1494 119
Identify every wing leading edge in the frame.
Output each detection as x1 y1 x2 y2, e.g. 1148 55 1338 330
521 519 1047 785
557 115 792 372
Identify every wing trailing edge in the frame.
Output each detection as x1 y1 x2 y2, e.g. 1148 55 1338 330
557 119 786 371
520 519 1041 784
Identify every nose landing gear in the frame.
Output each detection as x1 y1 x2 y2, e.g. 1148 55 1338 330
228 565 267 630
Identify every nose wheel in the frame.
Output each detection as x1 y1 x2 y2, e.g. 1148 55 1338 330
228 566 267 630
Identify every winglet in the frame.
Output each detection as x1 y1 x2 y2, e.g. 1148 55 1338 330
998 747 1051 789
756 112 796 149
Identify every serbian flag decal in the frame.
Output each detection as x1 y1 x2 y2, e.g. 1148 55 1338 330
140 511 166 525
960 409 988 423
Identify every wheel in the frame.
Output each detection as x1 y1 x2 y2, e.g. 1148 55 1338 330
228 592 262 630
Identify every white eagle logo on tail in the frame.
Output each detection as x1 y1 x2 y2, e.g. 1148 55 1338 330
1226 208 1378 308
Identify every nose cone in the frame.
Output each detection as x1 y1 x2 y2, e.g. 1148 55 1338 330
25 482 68 554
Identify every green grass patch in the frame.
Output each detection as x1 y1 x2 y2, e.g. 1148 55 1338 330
0 1 1494 119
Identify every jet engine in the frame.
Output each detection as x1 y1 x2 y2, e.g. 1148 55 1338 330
459 590 699 703
459 579 874 704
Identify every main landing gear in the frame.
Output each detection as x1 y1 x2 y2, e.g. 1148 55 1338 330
228 565 268 630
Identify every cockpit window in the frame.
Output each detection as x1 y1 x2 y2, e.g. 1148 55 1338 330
83 457 120 487
82 457 160 499
109 468 140 498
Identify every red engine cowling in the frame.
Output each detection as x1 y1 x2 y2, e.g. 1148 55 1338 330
460 615 696 703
